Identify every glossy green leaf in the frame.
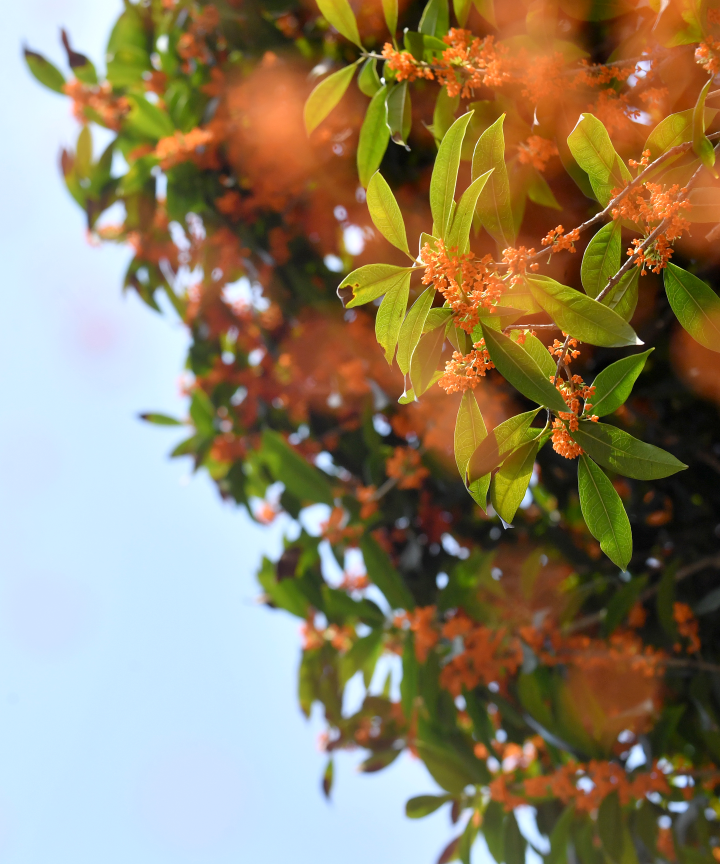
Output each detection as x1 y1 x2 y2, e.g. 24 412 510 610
455 389 488 479
261 430 334 505
578 456 632 570
75 125 92 180
686 187 720 222
304 64 357 135
490 438 540 524
24 49 66 94
430 112 475 240
376 269 411 362
664 263 720 352
467 409 540 483
571 422 687 480
447 169 493 253
357 86 391 187
567 113 631 205
590 348 653 416
338 263 412 308
367 172 410 254
316 0 362 46
382 0 398 33
693 77 716 173
397 287 435 375
410 323 446 395
522 333 557 379
581 221 621 298
527 276 642 347
360 535 415 609
604 267 639 322
358 58 382 96
406 794 452 818
472 115 515 248
419 0 449 36
387 81 412 147
481 325 568 412
504 277 543 314
598 792 624 863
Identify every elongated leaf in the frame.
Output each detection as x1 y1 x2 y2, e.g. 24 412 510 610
406 795 452 819
140 412 183 426
644 107 717 167
455 390 488 479
304 64 357 135
433 88 459 144
398 287 435 374
467 409 540 483
410 323 446 395
367 172 410 254
604 267 639 322
483 800 505 864
527 276 642 347
316 0 362 46
664 263 720 352
382 0 398 33
481 325 568 412
430 112 474 240
387 81 412 147
686 187 720 222
358 58 382 97
504 277 543 314
472 115 515 248
473 0 496 25
24 48 66 93
454 0 472 26
581 221 621 298
338 263 413 308
567 113 631 205
598 792 624 864
419 0 449 36
590 348 653 416
527 170 562 210
490 438 539 523
693 77 716 173
578 456 632 569
523 333 557 378
447 169 493 254
546 805 575 864
572 422 687 480
503 812 527 864
126 94 175 139
261 430 334 504
376 270 411 362
360 535 414 609
358 86 391 187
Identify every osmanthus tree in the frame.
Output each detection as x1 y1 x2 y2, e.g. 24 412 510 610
25 0 720 860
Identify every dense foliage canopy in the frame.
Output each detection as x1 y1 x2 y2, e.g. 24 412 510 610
26 0 720 860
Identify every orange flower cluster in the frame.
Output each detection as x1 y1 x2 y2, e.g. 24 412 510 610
420 240 505 333
542 225 581 253
696 36 720 76
550 373 597 459
501 246 540 284
63 79 130 130
154 127 219 171
356 485 379 520
301 613 355 651
438 340 495 393
517 135 559 172
320 506 363 545
398 606 440 663
385 446 429 489
177 4 222 68
673 602 701 654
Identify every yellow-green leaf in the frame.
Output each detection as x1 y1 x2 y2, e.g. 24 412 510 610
664 263 720 352
467 409 540 483
387 81 412 147
397 286 435 374
567 113 631 205
447 169 494 253
571 422 687 480
316 0 362 46
367 172 410 254
382 0 398 33
410 323 446 395
590 349 653 416
376 269 411 362
472 114 515 248
304 64 357 135
338 263 413 308
693 77 717 174
686 187 720 222
358 58 382 97
358 86 391 187
581 221 621 298
455 390 488 479
24 48 66 94
430 111 475 240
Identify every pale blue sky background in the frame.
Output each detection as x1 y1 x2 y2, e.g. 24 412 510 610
0 1 463 861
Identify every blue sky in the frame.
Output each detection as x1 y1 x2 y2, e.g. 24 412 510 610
0 1 469 861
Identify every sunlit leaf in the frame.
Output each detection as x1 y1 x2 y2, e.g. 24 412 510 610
664 263 720 352
567 113 631 205
430 112 475 240
382 0 398 33
590 348 653 416
467 409 540 483
338 263 413 308
522 333 557 379
686 187 720 222
693 77 717 174
316 0 362 46
581 221 621 298
358 58 382 97
358 86 391 187
447 169 493 254
387 81 412 147
453 0 472 27
24 48 66 93
367 172 410 254
410 323 446 395
455 390 488 481
376 270 412 362
490 438 540 524
472 114 515 248
304 63 357 135
578 456 632 569
644 107 717 170
604 267 639 322
571 422 687 480
398 286 435 374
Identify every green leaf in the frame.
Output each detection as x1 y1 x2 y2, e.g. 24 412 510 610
571 422 687 480
503 812 527 864
322 757 334 798
483 801 505 864
527 276 642 347
359 749 401 772
664 263 720 353
358 86 391 187
433 88 459 143
125 94 175 140
567 113 631 205
304 64 357 135
75 125 93 180
406 794 452 818
376 270 411 362
260 430 334 505
398 287 435 375
419 0 449 37
546 805 575 864
473 0 496 25
139 412 183 426
490 438 540 523
472 115 515 248
430 112 475 240
316 0 362 46
644 107 717 167
446 169 494 254
454 0 472 27
504 277 543 314
693 77 717 174
598 792 624 864
410 323 446 395
338 263 412 308
527 170 562 210
360 535 415 609
367 172 410 254
340 628 384 684
358 58 382 97
382 0 398 32
455 390 488 479
578 456 632 570
603 575 648 636
590 349 653 417
604 267 639 322
686 187 720 222
522 333 557 379
24 49 66 94
467 409 540 483
424 307 453 333
387 81 412 147
581 221 621 298
481 325 568 412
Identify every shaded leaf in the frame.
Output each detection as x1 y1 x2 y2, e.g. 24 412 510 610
360 535 415 609
419 0 450 37
455 390 488 479
358 85 391 187
387 81 412 147
603 575 648 636
686 186 720 222
578 456 632 570
467 409 540 482
261 430 334 505
410 323 446 395
406 794 452 818
503 812 526 864
693 77 716 174
598 792 624 863
367 171 410 254
358 58 382 97
590 348 653 416
139 412 183 426
571 422 687 480
359 748 401 772
604 267 639 322
398 287 435 375
304 64 357 135
490 438 540 523
664 263 720 352
322 758 334 798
